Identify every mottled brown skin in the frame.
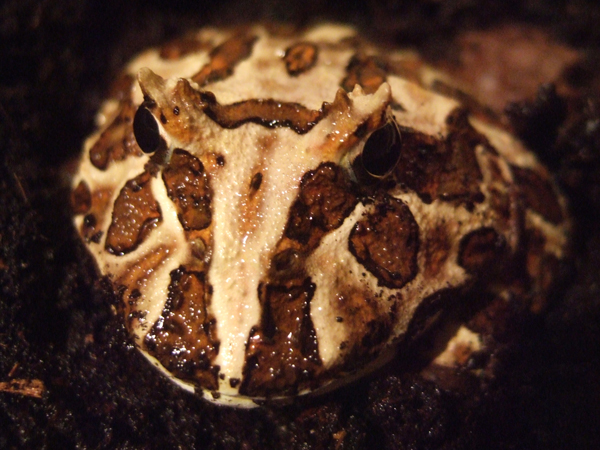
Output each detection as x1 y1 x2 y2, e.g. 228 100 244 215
422 224 452 278
328 285 397 370
342 55 388 95
108 73 136 101
89 100 143 170
349 195 420 289
285 163 358 250
240 163 360 395
161 149 214 274
458 227 506 273
81 214 101 244
241 280 321 397
407 288 463 340
71 181 102 240
192 34 258 86
162 149 212 231
521 228 562 312
481 152 514 222
145 268 220 390
159 36 211 60
430 79 499 121
71 181 114 244
105 171 162 255
393 108 485 207
117 246 171 328
284 42 318 75
194 88 352 135
71 180 91 215
200 92 323 134
511 165 564 224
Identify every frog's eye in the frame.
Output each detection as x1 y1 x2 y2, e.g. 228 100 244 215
133 106 160 154
360 120 402 179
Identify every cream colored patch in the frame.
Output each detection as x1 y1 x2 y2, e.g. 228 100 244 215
432 325 482 367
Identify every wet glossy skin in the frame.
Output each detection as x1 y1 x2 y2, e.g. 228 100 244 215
72 24 569 407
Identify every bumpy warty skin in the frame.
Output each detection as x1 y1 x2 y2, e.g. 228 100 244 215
71 24 570 407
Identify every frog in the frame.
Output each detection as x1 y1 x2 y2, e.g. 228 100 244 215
71 23 570 407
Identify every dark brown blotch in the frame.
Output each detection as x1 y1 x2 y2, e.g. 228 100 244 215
128 288 141 303
406 287 463 341
105 171 162 255
89 100 144 170
393 108 485 207
159 36 209 60
521 228 564 312
360 317 393 349
107 73 135 101
431 79 497 121
144 267 220 390
162 149 212 231
199 90 322 134
177 78 353 135
284 42 318 76
76 187 114 243
511 165 564 224
342 55 388 95
285 163 358 249
71 181 92 215
458 227 506 273
82 214 102 244
117 246 170 323
190 237 209 261
83 213 96 229
192 34 258 86
269 248 304 284
250 172 263 192
349 195 419 289
89 231 103 244
321 287 396 373
240 279 321 397
423 224 452 278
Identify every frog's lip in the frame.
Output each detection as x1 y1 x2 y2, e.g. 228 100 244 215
138 338 399 408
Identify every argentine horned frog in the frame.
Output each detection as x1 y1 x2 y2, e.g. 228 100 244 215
71 24 570 407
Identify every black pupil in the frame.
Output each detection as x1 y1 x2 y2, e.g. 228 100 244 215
361 121 402 177
133 106 160 154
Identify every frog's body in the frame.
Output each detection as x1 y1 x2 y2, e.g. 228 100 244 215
71 24 569 407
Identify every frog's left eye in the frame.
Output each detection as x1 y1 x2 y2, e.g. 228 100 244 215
360 120 402 179
133 106 160 154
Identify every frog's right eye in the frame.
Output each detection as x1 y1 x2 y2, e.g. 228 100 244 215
360 120 402 179
133 106 160 154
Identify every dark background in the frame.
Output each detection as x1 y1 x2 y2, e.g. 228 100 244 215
1 1 600 448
